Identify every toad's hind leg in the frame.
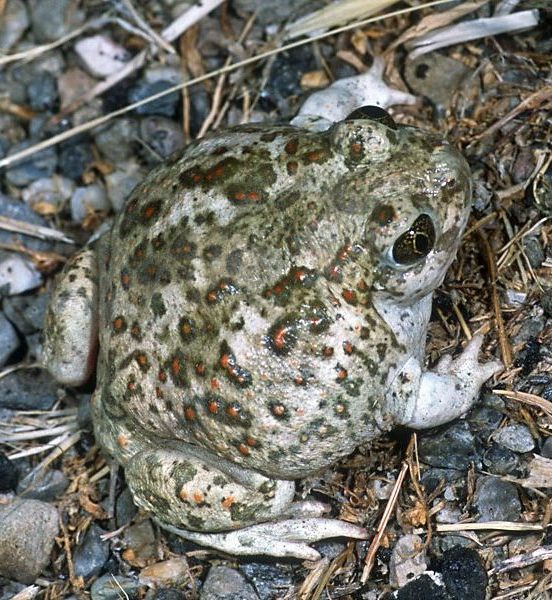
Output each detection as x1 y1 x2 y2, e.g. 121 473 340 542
42 248 99 386
125 446 368 560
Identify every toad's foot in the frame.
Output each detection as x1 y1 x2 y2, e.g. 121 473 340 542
391 334 502 429
157 517 368 561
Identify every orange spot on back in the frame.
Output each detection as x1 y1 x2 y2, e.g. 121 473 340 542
221 496 235 509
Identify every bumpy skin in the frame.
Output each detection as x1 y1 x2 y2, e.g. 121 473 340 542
44 112 501 559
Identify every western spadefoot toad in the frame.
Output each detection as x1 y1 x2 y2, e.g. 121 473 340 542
44 105 501 560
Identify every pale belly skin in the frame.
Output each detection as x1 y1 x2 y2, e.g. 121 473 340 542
43 107 501 560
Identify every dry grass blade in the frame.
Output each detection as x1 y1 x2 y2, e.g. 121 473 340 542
476 85 552 140
388 0 487 51
477 230 512 368
361 450 410 583
0 215 76 244
436 521 543 533
493 389 552 421
121 0 175 54
491 545 552 574
407 9 540 59
10 587 40 600
285 0 399 39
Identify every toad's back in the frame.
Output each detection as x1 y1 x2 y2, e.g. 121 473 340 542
95 121 414 478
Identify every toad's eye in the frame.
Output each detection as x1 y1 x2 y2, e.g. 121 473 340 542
392 214 436 265
345 105 397 129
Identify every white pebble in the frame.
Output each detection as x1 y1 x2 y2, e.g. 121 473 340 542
0 254 42 295
74 34 130 78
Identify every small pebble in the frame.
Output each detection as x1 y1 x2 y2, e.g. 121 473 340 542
404 53 469 109
0 193 55 253
474 476 521 522
17 468 69 501
0 452 18 492
239 562 294 600
418 422 480 470
31 0 85 43
74 35 130 79
0 368 58 411
200 565 258 600
129 80 180 117
493 424 535 453
482 444 519 476
541 437 552 458
27 71 59 112
140 558 191 588
0 0 29 51
0 498 59 584
70 184 109 222
389 534 427 588
12 285 48 332
57 67 96 110
5 140 58 187
0 253 42 296
233 0 315 25
139 116 185 160
93 118 138 163
22 176 75 212
59 141 93 180
115 487 138 528
104 160 144 212
122 520 157 563
523 236 544 268
0 311 19 366
73 523 110 579
90 574 142 600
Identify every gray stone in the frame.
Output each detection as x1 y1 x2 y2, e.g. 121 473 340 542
542 436 552 459
523 236 544 268
482 445 519 476
474 476 521 522
0 498 59 584
0 0 29 51
31 0 84 43
70 184 109 222
233 0 324 24
90 574 142 600
22 176 75 212
200 566 258 600
73 524 110 579
494 424 535 453
0 368 58 410
128 80 179 118
0 253 42 296
93 118 138 163
115 487 138 528
404 53 470 108
3 291 49 335
389 534 427 588
5 140 58 187
418 421 481 470
104 161 144 212
0 193 55 252
0 311 19 366
27 71 58 112
139 116 185 160
18 468 69 501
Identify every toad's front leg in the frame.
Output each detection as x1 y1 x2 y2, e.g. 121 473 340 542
388 335 502 429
